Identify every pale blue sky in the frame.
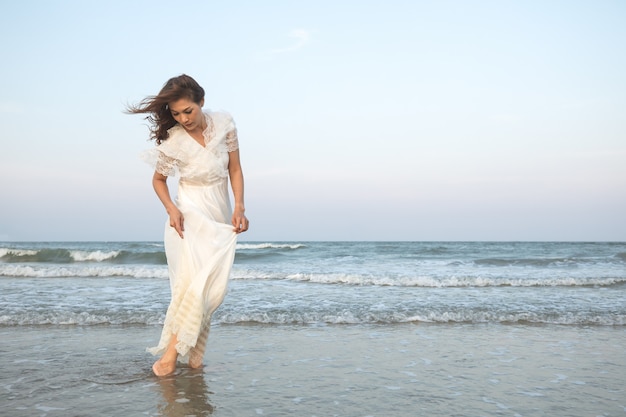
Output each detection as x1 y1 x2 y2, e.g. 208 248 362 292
1 0 625 241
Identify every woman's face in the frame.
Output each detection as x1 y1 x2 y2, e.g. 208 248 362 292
169 97 205 132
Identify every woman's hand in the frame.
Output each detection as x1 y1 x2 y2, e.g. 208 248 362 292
232 208 249 234
227 149 248 234
152 172 184 238
167 206 185 238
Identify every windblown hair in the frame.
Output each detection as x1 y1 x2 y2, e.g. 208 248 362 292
127 74 205 144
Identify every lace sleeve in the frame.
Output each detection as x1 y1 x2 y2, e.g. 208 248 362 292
155 152 178 177
225 128 239 152
140 148 179 177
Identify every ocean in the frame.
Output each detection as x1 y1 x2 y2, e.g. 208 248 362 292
1 241 625 416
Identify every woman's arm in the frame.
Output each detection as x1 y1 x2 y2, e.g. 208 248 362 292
228 149 249 233
152 171 185 238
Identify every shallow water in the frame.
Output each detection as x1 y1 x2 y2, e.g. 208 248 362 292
2 241 625 415
1 324 625 416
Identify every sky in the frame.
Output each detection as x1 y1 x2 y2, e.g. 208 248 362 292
0 0 625 242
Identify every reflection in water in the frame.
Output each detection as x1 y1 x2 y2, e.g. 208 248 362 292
155 368 214 416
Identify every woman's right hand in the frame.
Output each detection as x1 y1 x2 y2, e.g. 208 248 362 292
152 171 184 238
167 206 185 239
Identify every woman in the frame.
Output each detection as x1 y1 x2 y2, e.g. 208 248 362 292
128 74 249 376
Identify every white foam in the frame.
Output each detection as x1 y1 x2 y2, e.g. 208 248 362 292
228 268 626 288
70 250 121 262
1 306 624 326
0 248 38 258
0 264 168 279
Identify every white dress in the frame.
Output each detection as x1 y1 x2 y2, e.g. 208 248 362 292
143 110 239 358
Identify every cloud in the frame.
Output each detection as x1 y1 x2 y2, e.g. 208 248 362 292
270 29 311 54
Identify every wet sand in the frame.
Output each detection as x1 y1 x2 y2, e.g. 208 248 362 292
1 323 625 416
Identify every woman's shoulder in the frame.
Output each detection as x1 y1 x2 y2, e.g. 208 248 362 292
207 110 235 124
155 124 187 154
159 124 186 145
166 123 186 139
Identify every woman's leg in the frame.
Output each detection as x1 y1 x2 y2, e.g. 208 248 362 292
152 334 179 376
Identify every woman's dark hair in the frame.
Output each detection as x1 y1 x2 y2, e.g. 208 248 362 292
127 74 205 144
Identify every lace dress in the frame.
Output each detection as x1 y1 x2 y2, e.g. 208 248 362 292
142 110 239 358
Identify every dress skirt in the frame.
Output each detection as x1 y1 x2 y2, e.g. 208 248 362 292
147 178 237 358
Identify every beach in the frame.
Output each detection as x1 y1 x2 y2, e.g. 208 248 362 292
2 323 625 416
1 241 625 416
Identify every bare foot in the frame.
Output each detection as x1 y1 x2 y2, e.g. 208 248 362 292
189 347 204 369
152 359 176 377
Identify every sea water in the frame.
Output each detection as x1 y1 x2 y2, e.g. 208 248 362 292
1 241 625 326
1 241 625 416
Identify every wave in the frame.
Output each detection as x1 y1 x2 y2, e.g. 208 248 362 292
473 256 623 267
0 243 303 265
2 310 623 327
0 248 167 265
233 242 306 262
70 250 120 262
0 311 164 326
3 263 625 288
236 243 306 250
0 264 168 279
230 270 626 288
216 310 626 326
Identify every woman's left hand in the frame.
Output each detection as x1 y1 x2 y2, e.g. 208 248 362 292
232 209 249 234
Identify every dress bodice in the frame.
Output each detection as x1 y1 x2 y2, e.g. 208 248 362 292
142 111 239 186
